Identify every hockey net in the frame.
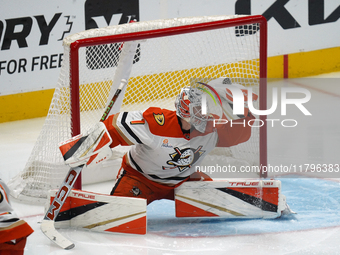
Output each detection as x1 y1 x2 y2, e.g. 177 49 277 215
8 15 267 202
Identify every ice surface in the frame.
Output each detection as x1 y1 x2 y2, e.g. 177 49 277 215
1 72 340 254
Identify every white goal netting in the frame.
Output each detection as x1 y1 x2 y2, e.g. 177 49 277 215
8 15 266 202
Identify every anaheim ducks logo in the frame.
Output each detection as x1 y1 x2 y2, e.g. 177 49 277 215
153 113 165 126
162 146 205 172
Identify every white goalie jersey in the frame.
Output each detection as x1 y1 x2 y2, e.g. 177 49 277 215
105 107 253 185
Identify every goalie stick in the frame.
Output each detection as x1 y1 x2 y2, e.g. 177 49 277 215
40 79 128 249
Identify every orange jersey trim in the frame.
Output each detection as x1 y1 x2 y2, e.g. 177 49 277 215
130 120 145 125
104 114 132 147
0 220 34 243
142 107 186 138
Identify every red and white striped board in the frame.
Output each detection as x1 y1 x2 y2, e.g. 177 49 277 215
175 180 289 219
47 189 147 235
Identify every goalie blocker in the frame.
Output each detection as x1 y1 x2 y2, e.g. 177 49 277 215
46 179 292 236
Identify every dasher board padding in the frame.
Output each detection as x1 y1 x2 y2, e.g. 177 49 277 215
175 180 289 219
47 189 147 235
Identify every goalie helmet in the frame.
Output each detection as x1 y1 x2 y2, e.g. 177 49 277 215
175 87 221 133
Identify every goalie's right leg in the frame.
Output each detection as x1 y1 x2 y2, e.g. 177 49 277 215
110 168 176 205
174 179 294 219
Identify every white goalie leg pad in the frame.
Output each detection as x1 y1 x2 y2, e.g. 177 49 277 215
175 179 292 219
59 122 113 168
46 190 147 235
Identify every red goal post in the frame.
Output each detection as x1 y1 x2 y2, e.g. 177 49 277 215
9 15 267 202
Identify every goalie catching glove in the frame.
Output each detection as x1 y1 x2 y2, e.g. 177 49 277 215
59 122 113 168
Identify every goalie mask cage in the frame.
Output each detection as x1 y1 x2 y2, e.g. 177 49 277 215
8 15 267 202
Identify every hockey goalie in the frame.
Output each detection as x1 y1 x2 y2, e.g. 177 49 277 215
54 77 293 236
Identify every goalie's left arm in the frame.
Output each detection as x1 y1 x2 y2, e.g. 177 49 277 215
215 113 254 147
